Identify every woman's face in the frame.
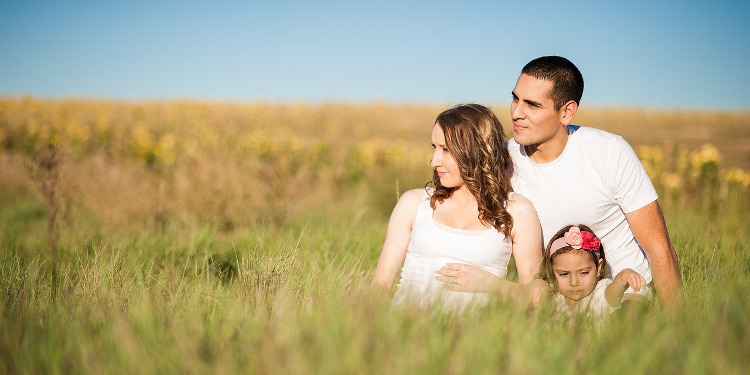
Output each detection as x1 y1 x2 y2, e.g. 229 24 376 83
552 250 600 306
430 123 463 189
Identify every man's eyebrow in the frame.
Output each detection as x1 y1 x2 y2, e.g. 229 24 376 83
512 91 543 107
524 98 542 107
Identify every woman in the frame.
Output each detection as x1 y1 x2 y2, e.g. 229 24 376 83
370 104 543 312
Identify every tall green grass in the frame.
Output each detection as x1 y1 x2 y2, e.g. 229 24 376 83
1 99 749 374
2 195 748 374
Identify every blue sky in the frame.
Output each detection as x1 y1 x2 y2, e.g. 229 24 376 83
1 0 749 110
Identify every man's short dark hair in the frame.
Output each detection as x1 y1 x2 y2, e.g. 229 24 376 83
521 56 584 110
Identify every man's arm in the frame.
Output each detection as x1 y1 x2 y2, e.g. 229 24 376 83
624 200 684 307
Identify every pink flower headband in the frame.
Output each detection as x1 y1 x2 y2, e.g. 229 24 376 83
549 226 602 257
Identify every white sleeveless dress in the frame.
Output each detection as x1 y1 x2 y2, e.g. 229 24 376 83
392 190 514 312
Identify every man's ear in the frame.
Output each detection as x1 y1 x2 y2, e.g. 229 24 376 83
559 100 578 126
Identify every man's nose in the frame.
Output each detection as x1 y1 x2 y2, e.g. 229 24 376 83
511 102 524 120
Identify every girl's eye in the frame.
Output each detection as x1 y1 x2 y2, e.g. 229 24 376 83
581 271 589 275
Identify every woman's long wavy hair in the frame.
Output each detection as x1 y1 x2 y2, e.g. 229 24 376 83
429 104 514 237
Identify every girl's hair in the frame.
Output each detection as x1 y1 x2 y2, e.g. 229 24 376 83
429 104 514 237
538 224 608 289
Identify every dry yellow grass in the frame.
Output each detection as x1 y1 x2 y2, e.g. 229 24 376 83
1 97 747 232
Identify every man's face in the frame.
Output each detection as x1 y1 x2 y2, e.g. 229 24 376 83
510 74 565 147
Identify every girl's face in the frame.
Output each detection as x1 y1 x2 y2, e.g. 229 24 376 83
430 124 463 189
552 250 601 306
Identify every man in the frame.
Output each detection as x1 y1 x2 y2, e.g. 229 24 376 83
437 56 682 307
508 56 682 307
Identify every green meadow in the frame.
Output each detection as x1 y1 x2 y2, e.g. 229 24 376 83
1 98 749 374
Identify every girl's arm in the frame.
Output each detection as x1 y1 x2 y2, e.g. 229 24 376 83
605 268 647 307
370 189 423 294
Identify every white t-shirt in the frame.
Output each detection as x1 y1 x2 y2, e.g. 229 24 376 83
392 190 514 313
508 126 657 285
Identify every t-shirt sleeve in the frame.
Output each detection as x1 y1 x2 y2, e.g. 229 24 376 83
607 136 658 213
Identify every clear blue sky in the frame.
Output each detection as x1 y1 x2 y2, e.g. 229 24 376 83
1 0 748 110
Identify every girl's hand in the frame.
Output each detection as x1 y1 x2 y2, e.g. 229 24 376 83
614 268 647 292
435 263 492 293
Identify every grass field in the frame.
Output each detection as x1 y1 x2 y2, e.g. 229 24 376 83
1 98 749 374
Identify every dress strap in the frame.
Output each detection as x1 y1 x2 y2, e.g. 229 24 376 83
413 188 433 222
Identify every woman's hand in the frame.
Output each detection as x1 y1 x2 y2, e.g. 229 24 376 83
517 278 551 308
435 263 495 293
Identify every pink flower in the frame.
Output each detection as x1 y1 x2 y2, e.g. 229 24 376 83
563 227 584 249
581 231 601 251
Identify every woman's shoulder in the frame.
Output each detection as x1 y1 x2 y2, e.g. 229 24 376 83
396 188 429 208
389 188 429 225
506 192 537 216
506 192 542 234
400 188 429 200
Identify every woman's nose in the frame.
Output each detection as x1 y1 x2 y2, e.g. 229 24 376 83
430 150 440 167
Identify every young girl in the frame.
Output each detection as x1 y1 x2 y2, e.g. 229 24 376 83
370 104 543 313
538 224 647 322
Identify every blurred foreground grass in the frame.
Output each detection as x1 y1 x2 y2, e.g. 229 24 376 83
1 98 749 374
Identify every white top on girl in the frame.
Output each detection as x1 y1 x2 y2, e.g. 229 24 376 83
552 278 617 321
392 190 513 312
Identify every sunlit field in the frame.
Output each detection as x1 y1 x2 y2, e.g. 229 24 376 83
1 97 749 374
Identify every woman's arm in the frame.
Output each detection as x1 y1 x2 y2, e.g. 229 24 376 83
605 268 647 308
506 194 543 284
370 189 423 293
